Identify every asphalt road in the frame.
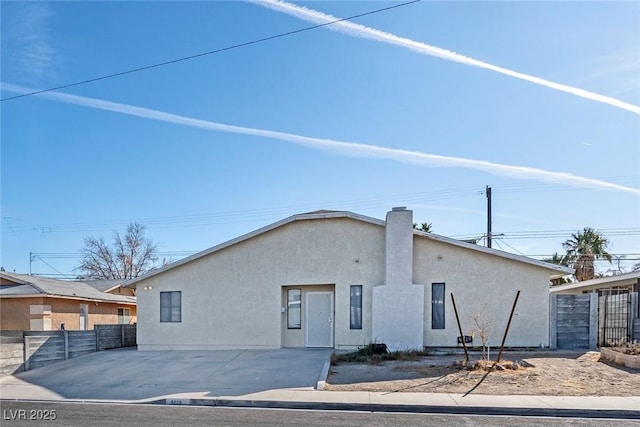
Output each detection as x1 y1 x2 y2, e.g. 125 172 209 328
2 401 639 427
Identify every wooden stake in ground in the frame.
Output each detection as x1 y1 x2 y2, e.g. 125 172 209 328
492 290 521 368
450 293 469 364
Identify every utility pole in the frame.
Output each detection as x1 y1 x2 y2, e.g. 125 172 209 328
486 186 492 248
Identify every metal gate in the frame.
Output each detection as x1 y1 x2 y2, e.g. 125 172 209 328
556 294 591 349
598 291 631 347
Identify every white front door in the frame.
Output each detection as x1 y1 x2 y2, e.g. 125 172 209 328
79 304 88 330
305 291 334 347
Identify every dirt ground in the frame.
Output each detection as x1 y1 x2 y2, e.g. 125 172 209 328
326 350 640 396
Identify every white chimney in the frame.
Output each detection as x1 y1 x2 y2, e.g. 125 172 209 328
385 207 413 286
372 207 424 351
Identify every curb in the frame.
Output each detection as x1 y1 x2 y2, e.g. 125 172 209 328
150 398 640 419
3 397 638 419
315 360 331 390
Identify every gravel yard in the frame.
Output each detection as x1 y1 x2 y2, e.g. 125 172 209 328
326 350 640 396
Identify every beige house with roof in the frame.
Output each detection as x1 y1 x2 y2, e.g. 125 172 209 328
127 208 572 351
550 271 640 296
0 272 137 331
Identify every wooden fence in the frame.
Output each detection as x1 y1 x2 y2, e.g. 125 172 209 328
22 325 136 371
96 324 137 350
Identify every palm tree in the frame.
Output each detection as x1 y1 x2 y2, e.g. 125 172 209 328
562 227 612 281
413 222 433 233
542 252 571 286
542 252 569 267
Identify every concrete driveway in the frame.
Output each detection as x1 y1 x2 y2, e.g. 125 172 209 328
0 347 332 401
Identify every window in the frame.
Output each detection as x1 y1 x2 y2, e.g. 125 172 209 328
350 285 363 329
160 291 181 322
118 307 131 324
287 289 301 329
431 283 445 329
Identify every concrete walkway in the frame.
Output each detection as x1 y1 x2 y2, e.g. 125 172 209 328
1 347 638 419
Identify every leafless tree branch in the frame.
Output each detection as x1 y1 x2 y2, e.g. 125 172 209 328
75 222 159 279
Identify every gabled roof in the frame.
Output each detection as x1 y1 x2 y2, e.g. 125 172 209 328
0 272 135 304
125 209 573 287
414 229 574 278
550 270 640 294
82 279 125 293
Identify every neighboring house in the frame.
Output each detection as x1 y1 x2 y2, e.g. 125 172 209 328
550 271 640 345
549 271 640 346
84 279 136 297
549 271 640 296
126 208 572 351
0 272 137 331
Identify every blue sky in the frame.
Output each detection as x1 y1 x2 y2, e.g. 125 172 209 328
1 1 639 277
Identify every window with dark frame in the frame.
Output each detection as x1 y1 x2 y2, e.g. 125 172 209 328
431 283 445 329
350 285 363 329
118 307 131 324
160 291 181 322
287 289 301 329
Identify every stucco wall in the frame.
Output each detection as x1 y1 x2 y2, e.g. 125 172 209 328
134 216 554 350
414 236 551 347
135 218 385 350
0 297 136 331
0 297 44 330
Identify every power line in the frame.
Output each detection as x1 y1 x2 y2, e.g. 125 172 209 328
3 185 481 234
5 180 639 235
30 255 66 276
451 228 640 240
1 0 421 102
495 239 526 256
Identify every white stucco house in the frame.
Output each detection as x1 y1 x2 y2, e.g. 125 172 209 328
126 207 572 351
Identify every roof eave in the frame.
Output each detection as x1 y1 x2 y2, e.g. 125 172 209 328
0 293 136 304
550 271 640 293
125 211 576 287
125 210 385 287
414 230 575 277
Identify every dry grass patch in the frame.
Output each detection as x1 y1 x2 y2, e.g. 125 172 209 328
331 344 429 365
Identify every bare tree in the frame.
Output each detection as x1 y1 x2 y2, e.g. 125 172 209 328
76 222 159 279
470 306 495 360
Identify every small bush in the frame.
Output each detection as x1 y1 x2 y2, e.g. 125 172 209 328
331 343 429 364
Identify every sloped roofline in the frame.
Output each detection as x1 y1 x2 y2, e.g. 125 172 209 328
0 271 136 304
124 210 573 287
415 229 574 277
82 279 125 293
549 270 640 293
125 211 382 287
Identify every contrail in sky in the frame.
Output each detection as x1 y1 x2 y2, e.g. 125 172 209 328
250 0 640 116
2 83 639 195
